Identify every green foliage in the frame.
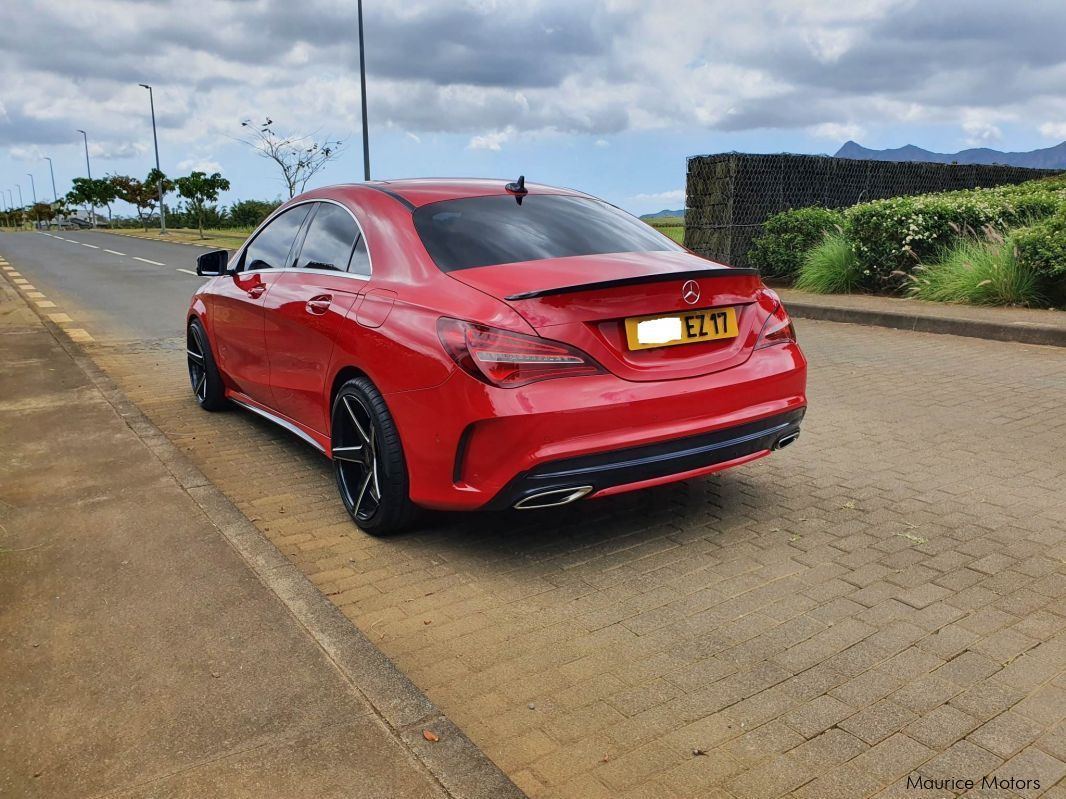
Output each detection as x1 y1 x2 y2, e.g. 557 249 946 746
907 232 1043 306
229 199 280 228
843 176 1066 289
794 233 863 294
1012 209 1066 279
175 171 232 237
749 207 843 281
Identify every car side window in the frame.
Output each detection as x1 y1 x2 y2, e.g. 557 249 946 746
348 235 370 276
294 203 361 273
242 205 311 271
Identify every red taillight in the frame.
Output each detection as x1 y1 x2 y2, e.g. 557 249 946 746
437 318 605 388
756 298 796 349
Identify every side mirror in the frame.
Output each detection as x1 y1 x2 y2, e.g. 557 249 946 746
196 249 230 277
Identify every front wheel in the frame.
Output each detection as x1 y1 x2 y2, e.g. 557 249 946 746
187 319 227 411
331 377 418 536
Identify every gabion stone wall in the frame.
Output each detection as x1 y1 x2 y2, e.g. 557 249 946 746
684 153 1062 268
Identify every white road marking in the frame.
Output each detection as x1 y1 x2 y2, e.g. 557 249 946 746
104 249 126 256
133 256 165 266
80 243 99 249
176 268 200 276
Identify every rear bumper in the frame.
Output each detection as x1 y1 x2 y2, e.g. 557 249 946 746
386 340 807 511
482 407 804 510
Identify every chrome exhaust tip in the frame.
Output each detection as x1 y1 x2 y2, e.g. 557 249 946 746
513 486 594 510
774 431 800 450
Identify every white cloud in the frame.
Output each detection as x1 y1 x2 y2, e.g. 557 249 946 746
1039 122 1066 140
177 158 223 174
467 127 515 151
406 131 422 144
632 189 685 203
594 138 609 147
962 119 1003 147
809 122 866 141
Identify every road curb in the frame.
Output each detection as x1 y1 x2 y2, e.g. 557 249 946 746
785 300 1066 348
0 266 526 799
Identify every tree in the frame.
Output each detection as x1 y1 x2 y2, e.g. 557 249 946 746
31 202 56 229
229 198 280 228
66 177 118 226
240 118 343 198
175 171 232 238
109 171 171 231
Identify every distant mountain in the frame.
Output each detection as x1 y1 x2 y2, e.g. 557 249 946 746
835 140 1066 170
640 209 685 220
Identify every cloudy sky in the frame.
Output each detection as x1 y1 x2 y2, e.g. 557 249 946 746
2 0 1065 216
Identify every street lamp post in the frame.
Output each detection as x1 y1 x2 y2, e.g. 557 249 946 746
17 184 23 207
139 83 167 234
44 157 58 202
26 173 38 228
76 129 95 227
357 0 371 181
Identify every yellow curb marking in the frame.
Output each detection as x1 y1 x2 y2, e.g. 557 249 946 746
8 271 22 277
65 328 94 343
34 299 57 308
48 312 73 324
27 291 46 299
13 278 29 284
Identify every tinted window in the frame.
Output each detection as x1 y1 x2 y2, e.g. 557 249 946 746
243 205 310 271
413 194 681 272
295 203 361 272
348 235 370 276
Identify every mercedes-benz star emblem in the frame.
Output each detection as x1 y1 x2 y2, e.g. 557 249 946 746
681 280 700 305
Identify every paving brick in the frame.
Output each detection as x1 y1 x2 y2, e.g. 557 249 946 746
988 747 1066 799
80 307 1066 799
967 711 1047 759
784 695 855 739
904 704 980 749
840 699 918 745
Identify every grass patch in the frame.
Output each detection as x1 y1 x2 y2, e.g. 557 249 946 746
105 227 252 250
908 233 1043 306
653 225 684 244
794 234 863 294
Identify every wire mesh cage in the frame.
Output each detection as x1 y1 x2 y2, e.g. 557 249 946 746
683 153 1061 267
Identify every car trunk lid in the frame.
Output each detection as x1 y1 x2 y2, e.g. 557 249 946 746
447 251 768 382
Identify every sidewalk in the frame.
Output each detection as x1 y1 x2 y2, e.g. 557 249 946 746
0 278 522 798
778 287 1066 347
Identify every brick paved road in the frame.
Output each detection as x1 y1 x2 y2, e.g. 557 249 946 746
2 234 1063 799
82 320 1066 799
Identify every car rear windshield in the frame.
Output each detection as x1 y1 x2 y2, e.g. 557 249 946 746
413 194 682 272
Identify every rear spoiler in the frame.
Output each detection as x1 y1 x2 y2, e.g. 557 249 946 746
504 267 760 301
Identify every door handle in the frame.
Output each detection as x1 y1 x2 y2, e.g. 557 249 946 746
246 285 266 299
305 295 332 316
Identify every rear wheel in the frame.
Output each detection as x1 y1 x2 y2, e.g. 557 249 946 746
187 319 227 411
331 377 417 536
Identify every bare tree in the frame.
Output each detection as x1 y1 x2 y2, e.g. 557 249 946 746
240 119 345 198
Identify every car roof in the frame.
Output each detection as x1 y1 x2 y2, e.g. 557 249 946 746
328 178 593 209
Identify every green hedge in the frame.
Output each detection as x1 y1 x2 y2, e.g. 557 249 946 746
843 177 1066 290
748 207 843 281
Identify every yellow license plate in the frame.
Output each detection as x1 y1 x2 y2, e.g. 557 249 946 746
624 307 738 351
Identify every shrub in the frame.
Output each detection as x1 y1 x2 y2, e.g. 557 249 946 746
907 232 1043 306
229 199 281 228
748 207 843 281
844 176 1066 290
1013 209 1066 279
794 233 863 294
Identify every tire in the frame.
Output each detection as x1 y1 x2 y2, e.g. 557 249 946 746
331 377 418 536
187 319 227 411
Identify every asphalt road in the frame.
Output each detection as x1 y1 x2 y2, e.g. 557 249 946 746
0 229 209 341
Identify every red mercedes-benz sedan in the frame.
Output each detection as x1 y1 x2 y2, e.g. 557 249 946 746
187 178 806 534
